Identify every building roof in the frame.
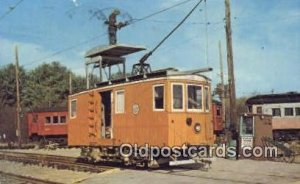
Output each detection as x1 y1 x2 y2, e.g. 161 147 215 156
246 92 300 105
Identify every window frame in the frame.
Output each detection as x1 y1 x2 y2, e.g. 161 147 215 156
256 106 262 114
115 90 125 114
70 99 77 119
52 116 59 124
60 116 67 124
284 107 294 116
45 116 52 124
186 84 203 112
153 84 165 111
204 86 210 112
171 83 185 112
295 107 300 116
272 108 281 117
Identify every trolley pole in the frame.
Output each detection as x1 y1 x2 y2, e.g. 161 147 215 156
15 45 22 148
225 0 237 131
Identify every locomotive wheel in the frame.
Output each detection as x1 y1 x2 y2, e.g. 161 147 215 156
283 154 295 163
31 135 40 142
136 160 149 169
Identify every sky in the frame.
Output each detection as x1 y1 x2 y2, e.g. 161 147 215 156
0 0 299 97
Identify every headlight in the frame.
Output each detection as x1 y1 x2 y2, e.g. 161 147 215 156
194 123 201 133
186 117 192 126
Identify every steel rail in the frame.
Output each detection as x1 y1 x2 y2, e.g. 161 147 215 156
0 151 115 173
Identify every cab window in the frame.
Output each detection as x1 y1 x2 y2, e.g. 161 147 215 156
204 86 210 112
172 84 184 111
70 99 77 118
115 90 125 113
187 85 202 110
153 85 164 110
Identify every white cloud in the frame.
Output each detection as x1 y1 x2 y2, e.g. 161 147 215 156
0 37 86 75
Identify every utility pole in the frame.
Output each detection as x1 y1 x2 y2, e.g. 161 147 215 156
69 72 72 95
225 0 237 131
218 41 226 127
15 45 21 148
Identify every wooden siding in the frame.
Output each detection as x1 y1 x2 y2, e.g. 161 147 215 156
27 111 68 137
68 77 214 147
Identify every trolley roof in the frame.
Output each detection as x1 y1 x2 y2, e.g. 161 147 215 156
96 67 212 87
85 44 146 58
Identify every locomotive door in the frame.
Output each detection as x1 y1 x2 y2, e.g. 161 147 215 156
100 91 112 139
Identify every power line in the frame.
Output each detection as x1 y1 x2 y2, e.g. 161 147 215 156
143 19 223 25
137 0 204 65
232 15 300 27
149 0 203 53
24 33 107 67
22 1 197 68
130 0 196 24
0 0 24 21
151 33 203 59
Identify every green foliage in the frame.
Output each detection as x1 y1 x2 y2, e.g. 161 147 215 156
72 74 86 93
0 62 86 109
23 62 70 108
236 96 248 115
0 64 26 106
0 61 86 141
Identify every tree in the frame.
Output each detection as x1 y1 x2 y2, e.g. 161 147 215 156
0 64 27 141
23 62 70 108
0 64 26 106
72 74 86 93
22 62 87 108
236 97 248 115
0 61 86 142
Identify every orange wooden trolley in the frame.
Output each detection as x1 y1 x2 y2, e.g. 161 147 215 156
68 44 214 167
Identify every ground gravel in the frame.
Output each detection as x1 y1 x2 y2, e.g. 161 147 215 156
0 160 96 184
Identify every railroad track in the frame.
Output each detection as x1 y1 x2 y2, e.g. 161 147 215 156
0 171 61 184
0 151 115 173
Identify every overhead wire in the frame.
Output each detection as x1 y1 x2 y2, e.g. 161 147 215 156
142 19 224 25
21 0 198 68
130 0 196 24
151 33 204 61
23 33 107 67
0 0 24 21
138 0 204 64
